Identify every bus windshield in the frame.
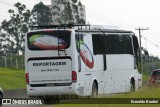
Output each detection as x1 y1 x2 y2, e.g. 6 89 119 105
27 30 71 50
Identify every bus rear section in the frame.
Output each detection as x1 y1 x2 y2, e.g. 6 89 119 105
25 29 78 97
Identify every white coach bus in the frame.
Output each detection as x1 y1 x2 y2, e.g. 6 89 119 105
25 25 142 103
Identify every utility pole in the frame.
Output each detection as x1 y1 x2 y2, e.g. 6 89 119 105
135 27 149 74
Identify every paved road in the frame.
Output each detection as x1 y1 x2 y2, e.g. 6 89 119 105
3 89 28 98
2 82 149 107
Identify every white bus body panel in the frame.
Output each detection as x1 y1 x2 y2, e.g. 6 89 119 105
27 84 78 96
25 29 142 97
27 59 72 84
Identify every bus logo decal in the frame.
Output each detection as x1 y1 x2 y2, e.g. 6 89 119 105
33 62 66 67
29 34 67 50
80 43 94 69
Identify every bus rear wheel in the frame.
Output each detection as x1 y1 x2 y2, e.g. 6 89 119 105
43 96 60 104
0 92 3 106
91 82 98 98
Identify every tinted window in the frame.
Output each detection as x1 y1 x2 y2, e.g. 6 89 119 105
92 34 133 55
122 35 133 54
106 34 122 54
92 34 105 54
27 30 71 50
157 72 160 76
152 71 157 76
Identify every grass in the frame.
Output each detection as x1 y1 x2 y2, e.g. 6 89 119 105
0 68 25 90
142 74 149 82
56 87 160 107
56 104 159 107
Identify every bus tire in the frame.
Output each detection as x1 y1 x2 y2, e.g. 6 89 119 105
0 92 3 106
43 96 60 104
91 82 98 98
130 79 135 92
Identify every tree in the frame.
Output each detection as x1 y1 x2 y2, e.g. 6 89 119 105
71 0 78 4
52 5 62 24
32 2 53 25
1 2 31 55
0 28 6 56
78 18 85 24
71 0 86 24
78 1 82 6
72 4 78 14
0 31 15 56
63 1 73 24
52 0 85 24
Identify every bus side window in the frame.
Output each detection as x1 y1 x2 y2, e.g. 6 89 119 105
132 35 141 72
105 34 120 54
92 34 105 55
122 35 133 55
105 34 133 55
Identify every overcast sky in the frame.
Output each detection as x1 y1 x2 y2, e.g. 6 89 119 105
0 0 160 57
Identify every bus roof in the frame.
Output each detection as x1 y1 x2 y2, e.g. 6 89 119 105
76 29 133 33
29 24 133 34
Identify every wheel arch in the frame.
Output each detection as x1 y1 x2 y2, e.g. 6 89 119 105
92 79 98 91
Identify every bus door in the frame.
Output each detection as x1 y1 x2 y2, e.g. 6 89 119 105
77 33 93 95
